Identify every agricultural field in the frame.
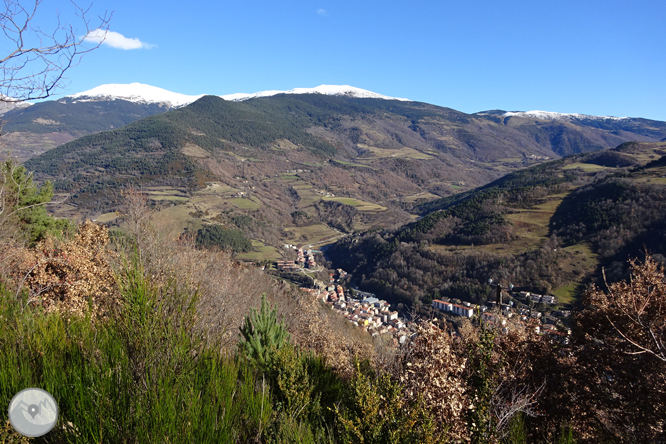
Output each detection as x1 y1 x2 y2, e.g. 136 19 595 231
321 196 386 212
551 282 578 306
283 224 343 247
295 187 322 207
228 197 261 210
634 165 666 185
356 143 433 159
236 241 282 262
562 162 609 172
398 192 441 203
94 212 118 224
153 203 203 234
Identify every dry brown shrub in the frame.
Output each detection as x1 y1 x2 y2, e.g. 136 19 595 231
400 323 469 441
565 254 666 442
125 213 279 349
10 220 119 318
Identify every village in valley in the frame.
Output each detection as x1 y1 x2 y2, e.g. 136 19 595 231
432 290 572 344
272 244 573 346
275 245 413 344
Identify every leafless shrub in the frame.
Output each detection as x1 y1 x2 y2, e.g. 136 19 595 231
400 323 469 441
568 254 666 442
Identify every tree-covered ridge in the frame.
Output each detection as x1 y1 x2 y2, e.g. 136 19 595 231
1 99 169 134
414 159 573 215
551 174 666 278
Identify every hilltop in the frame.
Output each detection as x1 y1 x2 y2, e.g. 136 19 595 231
0 83 410 159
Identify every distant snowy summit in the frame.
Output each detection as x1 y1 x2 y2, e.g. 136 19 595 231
479 109 629 122
65 83 205 108
219 85 411 102
64 83 410 108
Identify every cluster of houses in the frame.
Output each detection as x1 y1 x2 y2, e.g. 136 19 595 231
297 247 317 269
276 247 318 271
299 279 412 343
432 293 571 344
325 289 411 343
517 291 558 305
314 189 336 198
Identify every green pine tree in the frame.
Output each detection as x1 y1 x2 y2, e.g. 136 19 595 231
1 158 72 244
238 294 290 371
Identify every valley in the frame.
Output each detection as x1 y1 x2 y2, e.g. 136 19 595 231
8 89 666 311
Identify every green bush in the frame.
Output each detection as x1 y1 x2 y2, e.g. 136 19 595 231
333 361 439 444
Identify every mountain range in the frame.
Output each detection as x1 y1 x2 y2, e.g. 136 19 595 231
0 84 408 160
2 83 664 262
2 83 665 162
13 84 663 207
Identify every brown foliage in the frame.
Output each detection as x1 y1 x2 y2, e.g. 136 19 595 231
117 188 374 370
400 323 469 441
567 254 666 442
287 293 374 377
10 220 119 317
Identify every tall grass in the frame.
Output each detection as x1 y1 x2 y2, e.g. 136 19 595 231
0 254 273 443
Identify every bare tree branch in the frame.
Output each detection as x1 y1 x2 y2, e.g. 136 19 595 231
0 0 112 102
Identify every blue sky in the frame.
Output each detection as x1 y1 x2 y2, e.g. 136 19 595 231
23 0 666 120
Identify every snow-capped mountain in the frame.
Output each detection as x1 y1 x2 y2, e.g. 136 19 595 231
219 85 411 102
0 99 31 115
64 83 410 107
65 83 205 108
500 110 629 122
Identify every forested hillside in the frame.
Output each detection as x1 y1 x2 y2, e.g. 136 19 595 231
327 142 666 308
24 93 666 217
0 99 172 161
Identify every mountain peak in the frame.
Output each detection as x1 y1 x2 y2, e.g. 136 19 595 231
219 84 411 102
64 83 205 108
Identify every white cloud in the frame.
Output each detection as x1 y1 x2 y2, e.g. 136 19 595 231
83 29 155 50
316 8 328 16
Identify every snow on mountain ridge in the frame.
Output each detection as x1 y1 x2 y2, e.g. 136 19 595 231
66 83 205 107
64 83 411 107
502 110 629 121
219 85 411 102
